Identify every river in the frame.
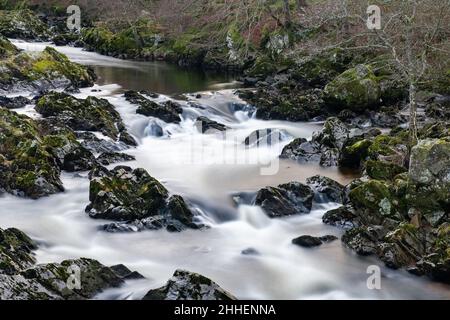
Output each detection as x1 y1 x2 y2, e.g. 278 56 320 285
1 40 449 300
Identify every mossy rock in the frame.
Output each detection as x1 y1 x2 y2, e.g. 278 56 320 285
0 108 63 199
339 138 373 168
366 160 407 181
36 92 135 145
349 180 397 219
0 34 18 58
324 64 381 111
0 9 51 40
292 49 353 86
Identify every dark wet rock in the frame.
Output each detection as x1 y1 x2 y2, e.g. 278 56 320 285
36 92 136 146
254 182 314 218
0 108 64 199
196 116 227 133
0 96 30 109
251 87 325 122
110 264 145 280
124 91 182 124
142 269 237 300
96 152 136 166
369 108 407 128
244 128 290 147
241 248 260 256
51 33 80 46
339 138 373 169
281 117 349 167
306 175 345 203
322 206 358 229
292 235 338 248
76 131 128 154
86 166 200 232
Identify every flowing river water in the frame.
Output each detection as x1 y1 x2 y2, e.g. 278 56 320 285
1 40 449 300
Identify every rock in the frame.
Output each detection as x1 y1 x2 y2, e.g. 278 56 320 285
142 270 237 300
110 264 145 280
1 42 96 93
21 258 125 300
254 182 314 218
0 108 64 199
124 91 182 123
306 175 345 203
1 227 140 300
281 117 349 167
339 139 373 169
0 34 19 58
366 160 406 181
76 131 128 154
409 139 450 185
195 116 227 133
322 205 358 229
0 10 51 41
251 87 325 122
292 48 353 86
36 92 136 145
86 166 200 232
292 235 338 248
324 64 381 111
241 248 260 256
342 226 386 256
349 180 398 221
0 96 30 109
369 108 407 128
315 117 350 150
244 128 290 147
0 228 37 275
96 152 136 166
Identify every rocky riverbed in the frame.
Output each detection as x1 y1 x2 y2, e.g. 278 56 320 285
0 13 449 300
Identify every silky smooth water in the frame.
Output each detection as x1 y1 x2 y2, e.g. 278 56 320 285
1 41 449 300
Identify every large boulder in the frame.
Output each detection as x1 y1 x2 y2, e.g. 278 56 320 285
0 10 52 41
142 270 237 300
324 64 381 111
409 139 450 185
124 91 183 124
292 49 353 86
281 117 349 167
0 95 30 109
254 182 314 218
36 92 136 145
86 166 200 232
1 227 141 300
0 109 63 198
1 44 96 93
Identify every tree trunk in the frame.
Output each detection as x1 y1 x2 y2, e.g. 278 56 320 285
283 0 291 27
408 82 418 151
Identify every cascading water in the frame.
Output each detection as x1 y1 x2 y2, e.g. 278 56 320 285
1 41 449 300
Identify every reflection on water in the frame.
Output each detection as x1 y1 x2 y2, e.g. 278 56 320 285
92 64 238 95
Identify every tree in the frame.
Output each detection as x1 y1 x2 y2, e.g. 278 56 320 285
338 0 450 152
